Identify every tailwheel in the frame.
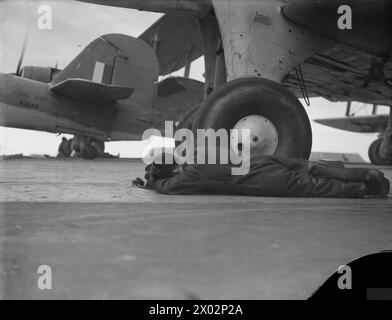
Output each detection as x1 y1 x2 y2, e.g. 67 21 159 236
192 77 312 159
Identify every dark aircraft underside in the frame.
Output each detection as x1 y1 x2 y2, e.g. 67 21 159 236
283 44 392 106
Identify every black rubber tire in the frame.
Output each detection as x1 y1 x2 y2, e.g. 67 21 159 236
175 105 199 151
81 145 97 160
90 138 105 155
192 77 312 159
176 105 199 131
368 138 389 165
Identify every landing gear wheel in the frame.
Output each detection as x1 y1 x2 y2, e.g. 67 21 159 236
89 138 105 155
71 136 105 160
192 77 312 159
231 115 278 156
81 145 98 160
82 138 105 160
368 138 390 165
176 105 199 131
175 105 199 151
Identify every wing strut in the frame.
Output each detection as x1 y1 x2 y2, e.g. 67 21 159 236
345 101 352 116
295 65 310 106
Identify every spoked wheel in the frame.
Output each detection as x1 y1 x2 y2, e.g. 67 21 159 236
193 77 312 159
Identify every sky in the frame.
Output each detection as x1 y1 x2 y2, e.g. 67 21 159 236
0 0 388 160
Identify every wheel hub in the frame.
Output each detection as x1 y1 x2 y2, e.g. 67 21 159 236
230 115 279 157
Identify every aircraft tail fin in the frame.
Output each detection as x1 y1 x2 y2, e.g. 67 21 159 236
50 34 159 105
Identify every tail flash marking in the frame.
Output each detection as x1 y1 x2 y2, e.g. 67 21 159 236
92 61 106 83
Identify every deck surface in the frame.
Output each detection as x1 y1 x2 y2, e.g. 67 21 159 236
0 159 391 299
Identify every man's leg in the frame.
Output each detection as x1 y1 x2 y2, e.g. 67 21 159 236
294 160 388 197
310 177 367 198
249 157 388 198
308 162 387 185
269 156 384 183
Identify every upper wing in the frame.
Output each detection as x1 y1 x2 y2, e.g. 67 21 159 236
50 79 134 102
314 115 389 133
139 14 203 76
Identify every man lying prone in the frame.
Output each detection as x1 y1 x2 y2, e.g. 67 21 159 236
133 149 390 198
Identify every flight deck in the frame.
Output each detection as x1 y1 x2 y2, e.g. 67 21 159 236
1 158 391 299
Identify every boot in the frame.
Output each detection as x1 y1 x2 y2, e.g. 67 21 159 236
365 177 390 198
365 169 385 185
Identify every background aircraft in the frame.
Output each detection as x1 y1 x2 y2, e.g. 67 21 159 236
315 102 391 164
0 33 204 157
78 0 392 164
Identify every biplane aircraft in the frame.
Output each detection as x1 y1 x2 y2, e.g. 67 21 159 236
315 102 391 164
78 0 392 164
0 33 204 157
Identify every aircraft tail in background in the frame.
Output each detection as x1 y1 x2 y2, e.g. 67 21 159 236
50 34 159 104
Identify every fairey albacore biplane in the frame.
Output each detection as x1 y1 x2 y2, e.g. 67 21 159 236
314 102 391 164
0 33 204 157
78 0 392 164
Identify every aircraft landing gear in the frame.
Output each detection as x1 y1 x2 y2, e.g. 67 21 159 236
70 136 105 160
192 0 330 159
368 108 392 165
193 77 312 159
368 130 392 165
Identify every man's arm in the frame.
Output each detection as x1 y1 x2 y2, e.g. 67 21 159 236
153 168 206 195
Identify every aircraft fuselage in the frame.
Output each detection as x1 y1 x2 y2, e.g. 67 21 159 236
0 73 153 141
